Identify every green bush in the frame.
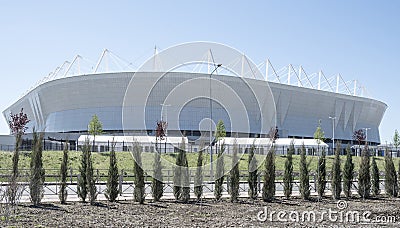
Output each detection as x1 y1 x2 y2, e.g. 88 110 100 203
371 156 380 196
77 137 89 202
173 137 189 203
214 142 225 201
59 141 69 204
105 142 119 202
331 142 342 200
384 148 398 197
152 151 163 202
299 144 310 200
133 142 145 204
30 130 45 206
317 147 326 199
194 149 203 201
283 141 294 199
230 140 240 202
86 145 97 205
343 144 354 198
358 146 371 200
181 150 190 203
262 146 275 202
248 142 258 200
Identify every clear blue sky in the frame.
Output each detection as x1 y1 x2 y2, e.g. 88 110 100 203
0 1 399 143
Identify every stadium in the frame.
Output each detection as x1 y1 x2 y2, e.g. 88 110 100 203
2 43 387 152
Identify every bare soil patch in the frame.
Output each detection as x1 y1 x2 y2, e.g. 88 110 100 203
2 197 400 227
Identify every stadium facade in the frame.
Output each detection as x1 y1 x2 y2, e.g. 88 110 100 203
3 71 387 146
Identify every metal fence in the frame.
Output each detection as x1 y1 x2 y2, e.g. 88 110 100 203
0 168 385 200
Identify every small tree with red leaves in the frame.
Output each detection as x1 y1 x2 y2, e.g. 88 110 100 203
7 108 30 206
156 120 167 140
8 108 30 178
268 126 279 143
155 120 167 152
8 108 30 135
353 129 366 156
353 129 366 146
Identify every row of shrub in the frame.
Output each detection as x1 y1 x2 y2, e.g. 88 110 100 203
6 134 399 206
72 139 400 205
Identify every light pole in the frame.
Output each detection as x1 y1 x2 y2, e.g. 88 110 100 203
329 116 336 154
363 127 371 146
209 63 222 180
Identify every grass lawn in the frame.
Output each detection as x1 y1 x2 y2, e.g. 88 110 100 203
0 150 399 181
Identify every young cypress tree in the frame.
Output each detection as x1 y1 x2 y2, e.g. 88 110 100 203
133 141 145 204
29 131 37 194
343 144 354 198
283 141 294 199
317 147 326 199
214 141 225 201
358 145 371 200
230 139 240 202
371 156 380 196
30 129 45 206
59 140 69 204
331 142 342 199
86 144 97 205
77 137 89 202
152 150 163 202
12 136 20 180
299 144 310 200
262 146 275 202
394 130 400 157
173 147 182 201
8 109 30 205
105 141 119 202
9 139 20 205
384 148 398 197
214 120 226 201
314 119 325 199
248 142 258 200
398 160 400 196
181 145 190 203
194 147 204 201
173 137 187 201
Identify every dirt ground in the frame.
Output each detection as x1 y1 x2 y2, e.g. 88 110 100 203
2 196 400 227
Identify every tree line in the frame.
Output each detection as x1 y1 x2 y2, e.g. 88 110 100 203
5 112 400 207
75 120 400 204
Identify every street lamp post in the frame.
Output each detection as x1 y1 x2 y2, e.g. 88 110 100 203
209 63 222 180
329 116 336 154
363 127 371 156
363 127 371 146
